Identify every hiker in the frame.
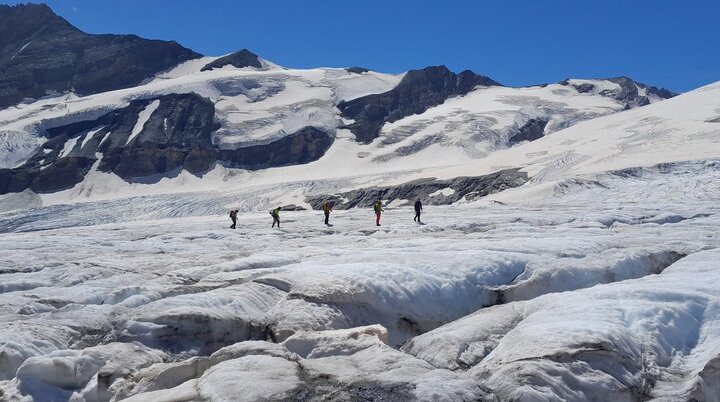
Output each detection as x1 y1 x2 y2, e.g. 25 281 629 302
373 201 384 226
323 201 333 225
229 209 239 229
414 200 423 223
270 207 282 228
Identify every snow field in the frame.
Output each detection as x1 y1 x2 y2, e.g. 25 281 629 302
0 64 402 171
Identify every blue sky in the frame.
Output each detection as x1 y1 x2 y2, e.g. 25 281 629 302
6 0 719 92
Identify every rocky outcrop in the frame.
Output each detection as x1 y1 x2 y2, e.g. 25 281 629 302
509 118 549 143
346 67 370 74
607 76 677 108
95 94 219 178
0 93 334 194
338 66 501 143
0 4 201 108
306 168 528 209
200 49 263 71
218 126 333 170
559 77 677 109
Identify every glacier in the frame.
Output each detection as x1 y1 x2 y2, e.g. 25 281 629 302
1 156 719 400
0 16 719 399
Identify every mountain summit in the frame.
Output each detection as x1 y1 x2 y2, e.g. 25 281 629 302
0 3 201 108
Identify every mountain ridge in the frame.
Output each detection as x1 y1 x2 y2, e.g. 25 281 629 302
0 2 692 202
0 3 202 108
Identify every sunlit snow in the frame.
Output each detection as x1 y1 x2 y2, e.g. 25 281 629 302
1 51 719 400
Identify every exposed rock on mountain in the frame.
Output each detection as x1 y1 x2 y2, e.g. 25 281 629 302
200 49 263 71
0 3 201 108
0 93 334 193
559 76 677 109
346 67 371 74
338 65 502 143
509 118 549 143
306 168 528 209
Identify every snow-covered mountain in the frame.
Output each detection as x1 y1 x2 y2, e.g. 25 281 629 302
0 59 675 200
0 4 677 202
2 3 720 402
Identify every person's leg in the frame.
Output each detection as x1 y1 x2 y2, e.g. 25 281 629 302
376 212 381 226
325 211 329 225
231 218 236 229
417 211 421 223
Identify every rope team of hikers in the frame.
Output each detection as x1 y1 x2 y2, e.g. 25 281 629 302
228 199 424 229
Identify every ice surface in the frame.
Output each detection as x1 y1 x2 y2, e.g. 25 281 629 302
404 249 720 400
0 159 718 399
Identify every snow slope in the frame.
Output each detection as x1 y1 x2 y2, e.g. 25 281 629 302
0 80 711 218
424 81 720 185
0 54 678 207
0 63 401 171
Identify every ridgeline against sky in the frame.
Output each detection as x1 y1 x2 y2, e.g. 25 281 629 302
2 0 719 92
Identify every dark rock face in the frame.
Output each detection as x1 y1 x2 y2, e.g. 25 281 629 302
0 156 96 194
0 93 334 194
509 119 549 143
573 83 596 94
306 168 528 209
346 67 370 74
279 204 306 211
559 77 677 109
31 157 97 193
218 126 333 170
606 76 677 108
0 169 33 194
338 66 501 143
200 49 262 71
96 94 219 177
0 4 202 109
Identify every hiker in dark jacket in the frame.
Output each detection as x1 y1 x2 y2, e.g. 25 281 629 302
323 201 333 225
229 210 239 229
270 207 282 228
414 200 423 223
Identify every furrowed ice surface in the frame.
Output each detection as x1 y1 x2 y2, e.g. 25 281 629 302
404 249 720 400
0 159 718 400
